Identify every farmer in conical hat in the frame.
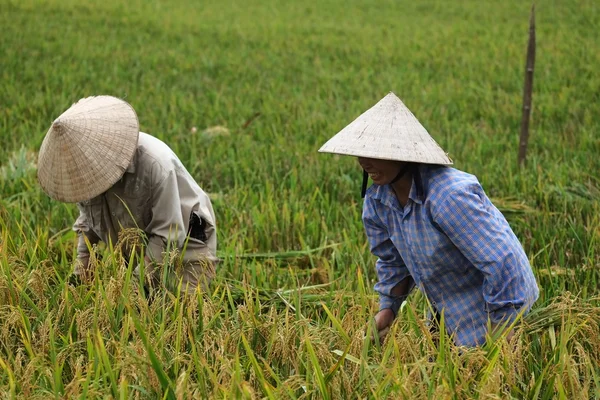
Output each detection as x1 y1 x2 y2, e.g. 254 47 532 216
319 92 539 346
38 96 218 293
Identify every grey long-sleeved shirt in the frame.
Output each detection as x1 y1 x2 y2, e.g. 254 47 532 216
73 132 217 266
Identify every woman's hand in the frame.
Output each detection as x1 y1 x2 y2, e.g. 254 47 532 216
373 308 396 342
70 256 93 285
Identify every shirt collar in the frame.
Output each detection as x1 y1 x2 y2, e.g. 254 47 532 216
125 150 137 174
408 175 423 205
366 183 391 205
368 184 400 210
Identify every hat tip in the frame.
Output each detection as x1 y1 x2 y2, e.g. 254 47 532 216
52 120 64 134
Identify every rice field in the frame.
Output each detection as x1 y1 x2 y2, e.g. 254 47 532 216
1 0 599 398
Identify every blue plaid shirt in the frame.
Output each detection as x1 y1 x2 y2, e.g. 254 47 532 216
363 165 539 346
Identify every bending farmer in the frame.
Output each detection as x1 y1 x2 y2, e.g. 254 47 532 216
38 96 217 293
319 92 539 346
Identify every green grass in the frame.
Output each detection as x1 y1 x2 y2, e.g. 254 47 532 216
1 0 600 398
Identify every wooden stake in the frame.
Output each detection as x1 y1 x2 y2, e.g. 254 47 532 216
518 4 536 167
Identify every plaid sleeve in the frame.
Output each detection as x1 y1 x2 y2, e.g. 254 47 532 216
432 183 538 324
363 197 412 316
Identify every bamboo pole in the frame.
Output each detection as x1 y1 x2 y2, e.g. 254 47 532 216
518 4 536 167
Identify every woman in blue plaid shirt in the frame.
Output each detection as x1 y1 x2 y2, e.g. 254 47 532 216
319 93 539 346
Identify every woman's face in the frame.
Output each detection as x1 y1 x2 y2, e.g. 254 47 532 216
357 157 404 185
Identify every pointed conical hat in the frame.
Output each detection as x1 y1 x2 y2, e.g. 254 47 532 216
319 92 452 165
37 96 139 203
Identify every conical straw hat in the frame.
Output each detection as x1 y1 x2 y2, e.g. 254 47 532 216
319 92 452 165
37 96 140 203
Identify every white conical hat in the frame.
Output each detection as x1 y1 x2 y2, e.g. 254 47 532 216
319 92 452 165
37 96 140 203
